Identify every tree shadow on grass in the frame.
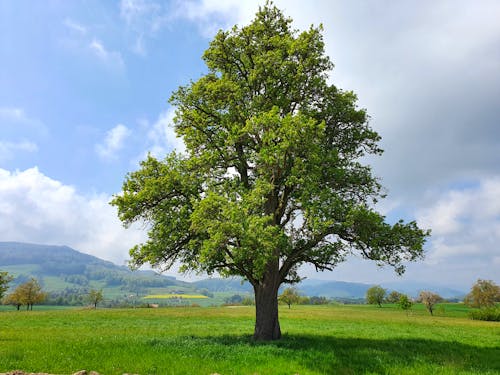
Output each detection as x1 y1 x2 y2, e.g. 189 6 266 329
171 333 500 374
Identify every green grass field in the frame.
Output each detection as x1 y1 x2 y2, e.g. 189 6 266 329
1 304 499 375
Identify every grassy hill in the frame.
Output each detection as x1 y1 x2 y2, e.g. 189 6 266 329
0 242 195 305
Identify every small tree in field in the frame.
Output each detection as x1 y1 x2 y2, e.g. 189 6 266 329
398 294 413 314
386 290 404 303
3 288 23 310
0 271 13 301
418 291 443 316
111 2 429 340
88 288 104 309
11 278 46 310
366 285 386 307
278 287 300 309
464 279 500 308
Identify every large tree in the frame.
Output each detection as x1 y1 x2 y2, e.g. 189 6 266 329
112 3 429 340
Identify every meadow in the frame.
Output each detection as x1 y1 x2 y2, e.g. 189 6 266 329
0 304 499 375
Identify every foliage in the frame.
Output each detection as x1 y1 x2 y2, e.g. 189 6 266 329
464 279 500 308
8 278 46 310
88 288 104 309
225 294 244 304
398 294 413 312
469 307 500 321
198 288 215 298
418 291 443 316
0 305 499 374
111 2 429 340
2 288 23 310
242 296 255 305
308 296 330 305
279 287 300 309
0 271 13 300
43 288 87 306
366 285 387 307
386 290 404 303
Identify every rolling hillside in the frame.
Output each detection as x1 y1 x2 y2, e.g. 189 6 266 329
0 242 466 302
0 242 191 301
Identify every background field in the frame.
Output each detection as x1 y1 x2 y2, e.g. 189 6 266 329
1 304 499 375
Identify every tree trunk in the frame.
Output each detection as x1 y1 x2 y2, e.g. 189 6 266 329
253 280 281 340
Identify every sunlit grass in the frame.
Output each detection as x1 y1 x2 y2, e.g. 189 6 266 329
1 305 498 374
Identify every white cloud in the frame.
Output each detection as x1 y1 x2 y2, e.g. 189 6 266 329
119 0 168 55
63 18 87 35
0 141 38 162
89 39 125 70
0 107 25 120
172 0 256 38
0 106 45 161
96 124 131 160
416 177 500 272
137 108 185 161
120 0 161 25
0 106 47 135
0 167 146 265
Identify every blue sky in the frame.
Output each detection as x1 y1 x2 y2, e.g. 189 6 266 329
1 0 499 289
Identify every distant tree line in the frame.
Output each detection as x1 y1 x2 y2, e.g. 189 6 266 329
364 280 500 320
2 270 498 317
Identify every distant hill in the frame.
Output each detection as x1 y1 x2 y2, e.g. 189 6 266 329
297 279 373 299
379 280 466 300
0 242 466 301
192 277 253 293
0 242 189 295
0 242 119 275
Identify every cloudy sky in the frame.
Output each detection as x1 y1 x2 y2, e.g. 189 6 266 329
1 0 499 290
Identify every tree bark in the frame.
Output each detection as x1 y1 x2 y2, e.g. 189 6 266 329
253 280 281 340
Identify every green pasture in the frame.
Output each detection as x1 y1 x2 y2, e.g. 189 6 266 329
1 304 499 374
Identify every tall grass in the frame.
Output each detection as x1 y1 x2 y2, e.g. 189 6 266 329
1 305 499 374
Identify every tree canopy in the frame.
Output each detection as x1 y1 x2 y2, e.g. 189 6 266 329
88 288 104 309
464 279 500 308
112 2 429 340
366 285 387 307
418 291 443 316
7 278 46 311
279 287 300 309
386 290 404 303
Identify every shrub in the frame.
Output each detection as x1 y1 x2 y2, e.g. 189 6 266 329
386 290 404 303
398 294 413 312
469 307 500 321
241 296 255 306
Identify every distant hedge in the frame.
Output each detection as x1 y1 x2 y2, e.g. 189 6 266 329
469 308 500 322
